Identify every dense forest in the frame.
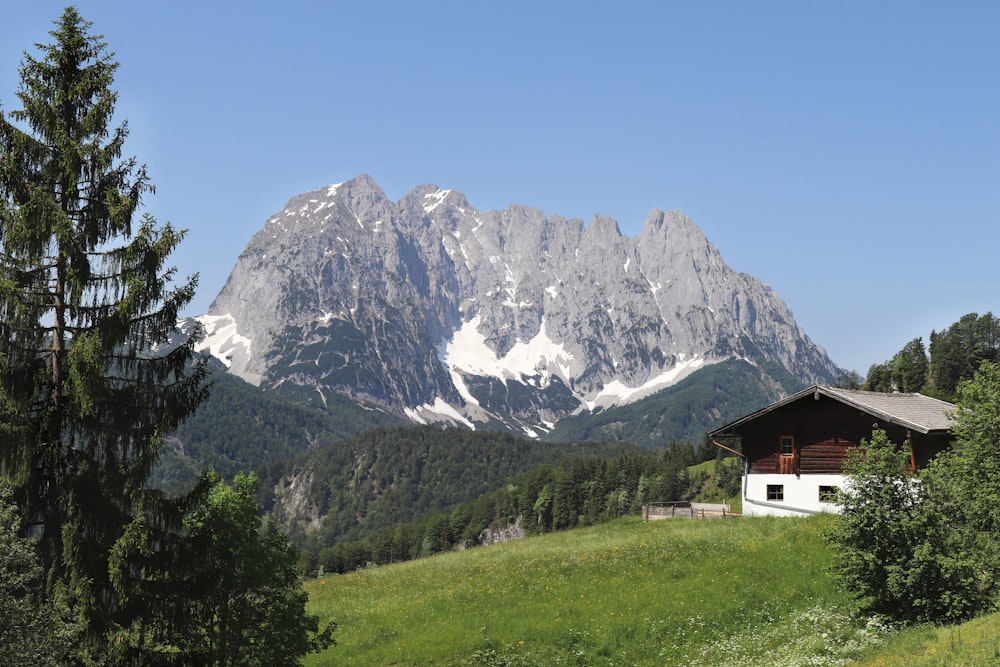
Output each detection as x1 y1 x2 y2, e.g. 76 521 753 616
152 365 405 492
157 352 806 499
257 426 654 546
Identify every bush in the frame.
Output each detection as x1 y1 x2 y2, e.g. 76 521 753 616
829 423 992 624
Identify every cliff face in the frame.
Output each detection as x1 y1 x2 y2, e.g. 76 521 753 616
195 174 839 437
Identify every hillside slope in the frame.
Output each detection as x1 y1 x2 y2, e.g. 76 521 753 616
152 365 404 492
303 515 890 666
544 356 803 446
258 425 637 547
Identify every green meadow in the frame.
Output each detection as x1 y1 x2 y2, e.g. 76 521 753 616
850 612 1000 667
304 515 897 666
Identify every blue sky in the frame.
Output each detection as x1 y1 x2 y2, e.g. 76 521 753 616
3 2 998 374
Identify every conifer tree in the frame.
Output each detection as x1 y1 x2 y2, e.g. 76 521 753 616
890 337 928 393
0 7 207 656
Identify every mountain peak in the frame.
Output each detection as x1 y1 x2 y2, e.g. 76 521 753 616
197 175 840 437
586 214 622 238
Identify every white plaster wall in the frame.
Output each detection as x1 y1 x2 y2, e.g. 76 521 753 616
742 474 845 517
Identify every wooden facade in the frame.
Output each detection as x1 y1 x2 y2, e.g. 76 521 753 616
728 392 952 475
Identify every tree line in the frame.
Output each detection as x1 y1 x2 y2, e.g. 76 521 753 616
153 365 403 494
842 312 1000 399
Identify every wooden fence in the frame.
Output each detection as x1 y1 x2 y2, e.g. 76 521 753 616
641 501 735 520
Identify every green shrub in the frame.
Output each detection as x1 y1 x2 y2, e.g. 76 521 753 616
828 426 990 624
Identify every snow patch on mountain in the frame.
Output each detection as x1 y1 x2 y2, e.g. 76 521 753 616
442 316 573 387
585 355 712 410
423 189 452 213
405 397 474 428
194 313 259 383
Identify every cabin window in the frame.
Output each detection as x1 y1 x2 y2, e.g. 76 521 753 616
819 486 839 503
780 435 794 456
767 484 784 501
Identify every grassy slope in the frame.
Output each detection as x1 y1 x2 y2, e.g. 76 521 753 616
304 515 893 666
851 612 1000 666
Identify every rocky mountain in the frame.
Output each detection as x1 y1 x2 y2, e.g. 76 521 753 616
193 174 840 438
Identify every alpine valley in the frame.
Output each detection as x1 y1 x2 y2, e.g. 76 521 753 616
181 174 840 454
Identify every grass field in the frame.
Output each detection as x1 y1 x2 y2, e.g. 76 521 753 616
303 514 905 665
850 611 1000 667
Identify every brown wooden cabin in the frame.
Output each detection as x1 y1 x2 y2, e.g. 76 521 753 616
709 386 955 516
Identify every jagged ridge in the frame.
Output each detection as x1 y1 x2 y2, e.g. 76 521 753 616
193 174 840 437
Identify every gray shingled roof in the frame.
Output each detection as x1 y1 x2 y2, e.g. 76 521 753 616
710 385 957 436
821 387 956 433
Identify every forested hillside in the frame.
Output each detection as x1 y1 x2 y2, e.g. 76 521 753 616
257 426 652 548
154 357 774 501
156 355 800 498
544 357 804 446
151 365 405 491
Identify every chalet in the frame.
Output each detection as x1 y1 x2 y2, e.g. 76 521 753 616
709 386 956 517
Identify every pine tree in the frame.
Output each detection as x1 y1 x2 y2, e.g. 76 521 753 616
890 337 928 393
927 312 1000 397
0 7 207 657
